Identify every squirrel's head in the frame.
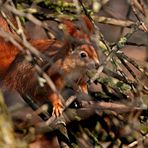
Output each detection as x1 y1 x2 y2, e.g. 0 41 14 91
62 15 99 71
70 44 99 69
61 43 99 75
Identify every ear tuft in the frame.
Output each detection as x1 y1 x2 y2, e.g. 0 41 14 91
81 15 94 34
62 20 77 36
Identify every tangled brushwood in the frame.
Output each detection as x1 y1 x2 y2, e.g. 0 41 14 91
0 0 147 148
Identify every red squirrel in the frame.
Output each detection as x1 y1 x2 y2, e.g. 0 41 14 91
0 15 99 117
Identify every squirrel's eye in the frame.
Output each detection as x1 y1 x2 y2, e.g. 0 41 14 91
79 51 88 58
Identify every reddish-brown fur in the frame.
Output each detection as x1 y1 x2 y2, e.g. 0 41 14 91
0 15 19 77
0 15 99 116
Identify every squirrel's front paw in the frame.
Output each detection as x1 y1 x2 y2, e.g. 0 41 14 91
52 101 63 117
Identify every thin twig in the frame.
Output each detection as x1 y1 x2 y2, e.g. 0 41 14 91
91 26 138 82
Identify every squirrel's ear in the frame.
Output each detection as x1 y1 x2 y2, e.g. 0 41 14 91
62 20 77 36
62 15 93 35
80 15 94 34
